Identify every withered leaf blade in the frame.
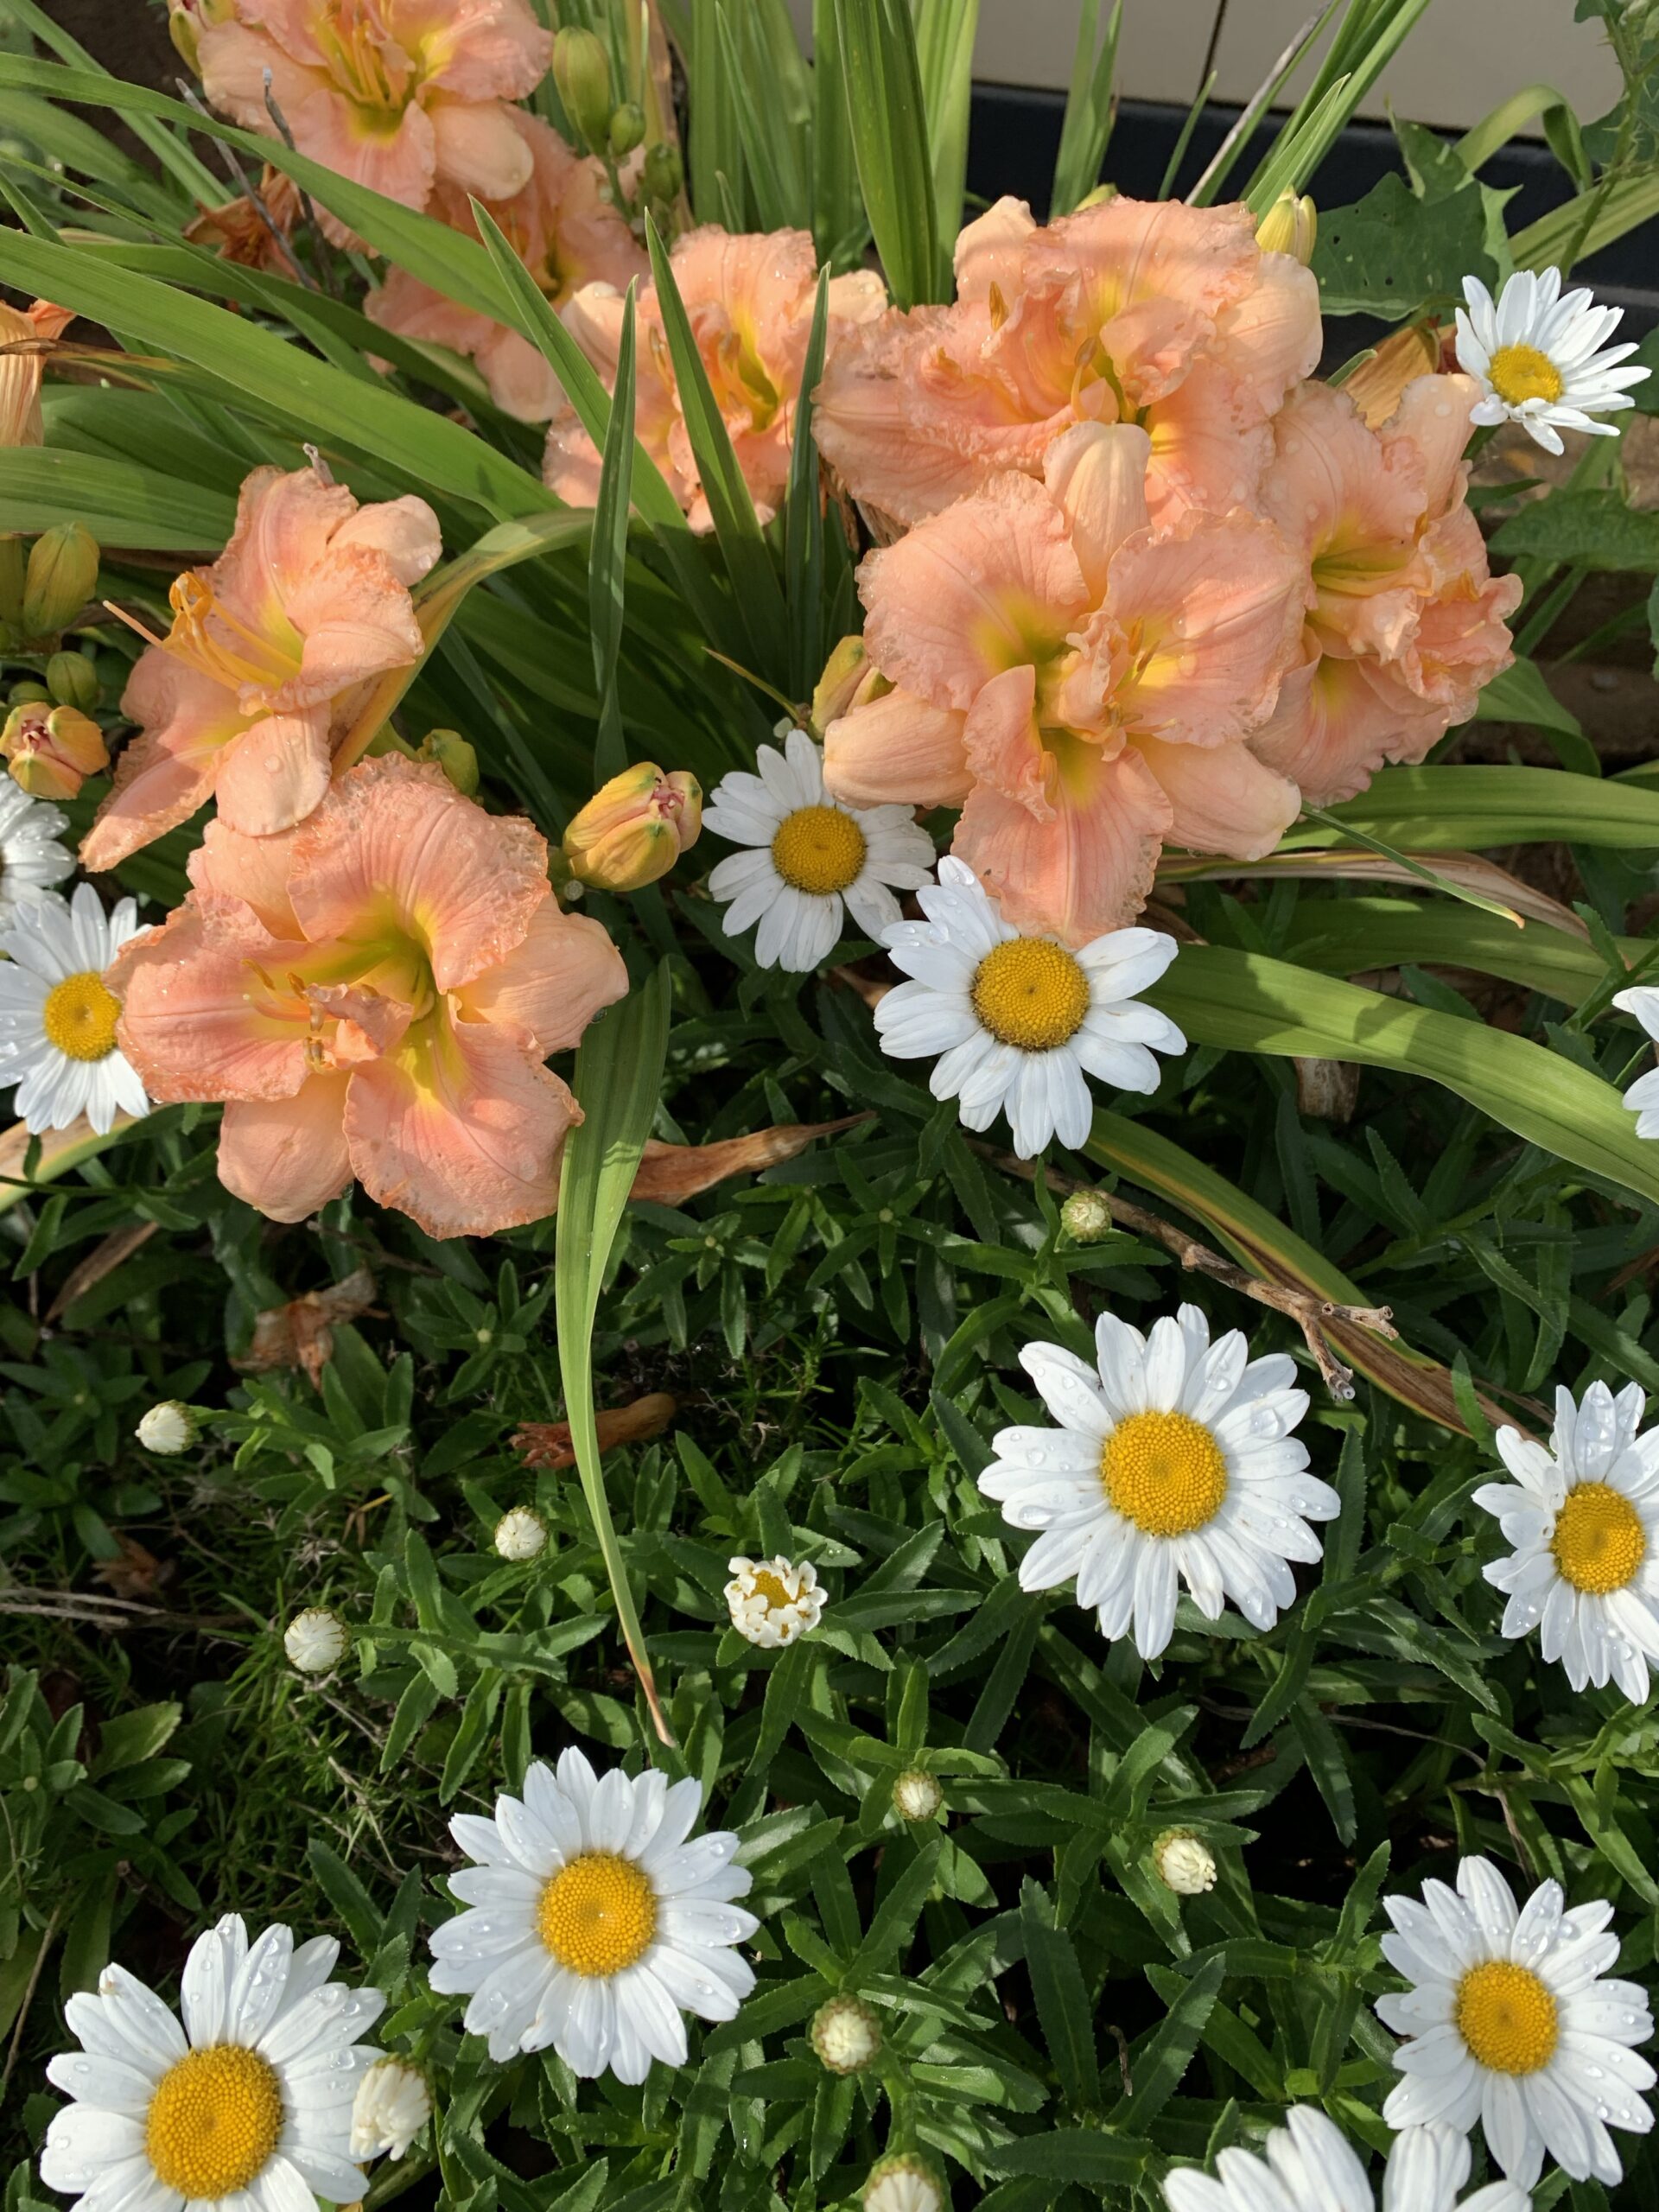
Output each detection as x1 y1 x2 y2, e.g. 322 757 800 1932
234 1265 378 1389
515 1391 677 1471
47 1220 160 1324
630 1116 871 1204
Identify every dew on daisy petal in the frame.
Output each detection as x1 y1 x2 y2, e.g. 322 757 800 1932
1162 2107 1530 2212
0 884 149 1136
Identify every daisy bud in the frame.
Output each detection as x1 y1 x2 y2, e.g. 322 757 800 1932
609 102 645 157
892 1768 943 1823
1060 1188 1116 1243
810 1993 881 2075
417 728 479 798
862 2152 946 2212
563 763 702 892
45 651 101 714
1 700 109 800
135 1401 197 1455
1255 189 1317 265
349 2056 431 2161
1154 1827 1217 1897
810 634 887 729
725 1554 824 1647
22 523 99 639
552 27 613 151
493 1505 548 1561
283 1606 349 1674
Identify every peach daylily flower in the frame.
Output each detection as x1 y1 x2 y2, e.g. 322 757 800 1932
545 226 887 530
1251 372 1522 804
823 423 1308 945
367 111 647 422
814 194 1321 533
188 0 551 247
84 464 442 872
110 758 629 1237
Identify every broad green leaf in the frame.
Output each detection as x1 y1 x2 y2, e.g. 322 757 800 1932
1284 895 1619 1007
1294 765 1659 852
1491 489 1659 573
1052 0 1122 216
0 448 235 550
1312 170 1499 320
832 0 944 307
1018 1880 1100 2109
914 0 979 242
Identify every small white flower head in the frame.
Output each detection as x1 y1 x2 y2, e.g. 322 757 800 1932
428 1748 758 2079
136 1401 197 1455
0 885 149 1135
349 2056 430 2162
283 1607 348 1675
702 728 935 972
981 1303 1337 1659
1163 2108 1529 2212
810 1992 881 2075
1154 1829 1217 1897
891 1768 943 1823
1456 267 1650 454
1613 984 1659 1137
41 1913 384 2212
493 1505 548 1562
862 2152 945 2212
724 1554 823 1647
1472 1381 1659 1703
1060 1188 1116 1244
1377 1853 1656 2189
874 858 1184 1160
0 781 73 925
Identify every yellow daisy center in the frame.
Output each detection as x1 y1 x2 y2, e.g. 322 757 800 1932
144 2045 284 2199
750 1567 793 1611
1454 1959 1559 2075
1552 1481 1646 1595
1487 342 1564 408
970 938 1091 1052
1101 1409 1229 1538
536 1851 658 1978
770 804 866 895
42 971 120 1062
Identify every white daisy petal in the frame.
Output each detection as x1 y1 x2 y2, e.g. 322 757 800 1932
0 886 149 1138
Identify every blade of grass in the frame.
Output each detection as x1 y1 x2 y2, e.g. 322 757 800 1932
1186 3 1336 207
1051 0 1121 217
589 287 638 784
785 270 831 702
832 0 943 306
1157 71 1216 200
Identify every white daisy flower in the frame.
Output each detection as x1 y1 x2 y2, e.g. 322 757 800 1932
0 779 73 922
1473 1381 1659 1703
41 1914 385 2212
724 1554 823 1647
1163 2107 1528 2212
0 884 147 1135
427 1748 758 2081
873 857 1183 1160
1612 984 1659 1137
1378 1853 1656 2188
494 1505 548 1561
1456 267 1650 454
348 2056 430 2161
702 727 935 972
980 1303 1337 1659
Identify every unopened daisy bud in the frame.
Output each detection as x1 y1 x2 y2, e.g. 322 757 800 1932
1 700 108 800
563 763 702 892
417 728 479 798
1059 1188 1116 1243
22 523 99 639
494 1504 548 1561
283 1606 348 1674
724 1554 823 1647
862 2152 945 2212
349 2056 431 2161
45 651 100 714
1154 1827 1217 1897
552 26 613 150
135 1401 197 1455
892 1768 943 1823
1256 189 1317 265
810 1992 881 2075
811 634 888 729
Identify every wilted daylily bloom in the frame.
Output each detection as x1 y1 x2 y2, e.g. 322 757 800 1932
110 758 629 1237
1251 373 1522 803
85 463 441 871
366 110 647 422
182 0 552 245
824 421 1307 943
814 194 1320 532
0 300 73 448
546 226 887 528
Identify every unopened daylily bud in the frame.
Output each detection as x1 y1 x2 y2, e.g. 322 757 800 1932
1 700 109 800
22 523 99 638
1075 181 1119 213
1341 321 1444 430
811 1993 881 2075
642 142 683 202
46 650 101 714
166 0 233 72
418 728 479 797
892 1768 943 1822
0 539 23 632
609 102 645 157
6 679 48 709
811 634 889 730
1154 1827 1217 1897
0 299 71 450
1060 1188 1116 1243
1256 190 1317 265
136 1401 198 1455
563 762 702 892
553 27 613 151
